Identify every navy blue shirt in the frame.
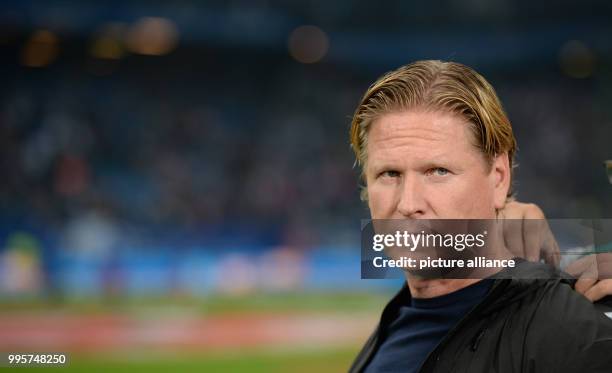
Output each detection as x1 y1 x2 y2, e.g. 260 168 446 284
364 280 493 373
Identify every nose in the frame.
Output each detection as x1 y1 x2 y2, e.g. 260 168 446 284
396 174 426 218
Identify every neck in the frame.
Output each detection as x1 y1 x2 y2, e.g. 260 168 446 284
406 226 513 298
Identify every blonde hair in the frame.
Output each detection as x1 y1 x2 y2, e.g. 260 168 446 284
350 60 517 201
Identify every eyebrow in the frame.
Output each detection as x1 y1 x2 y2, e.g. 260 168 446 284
367 157 455 174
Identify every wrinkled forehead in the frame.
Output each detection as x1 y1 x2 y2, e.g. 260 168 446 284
367 110 479 157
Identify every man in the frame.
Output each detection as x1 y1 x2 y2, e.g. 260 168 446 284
348 60 612 372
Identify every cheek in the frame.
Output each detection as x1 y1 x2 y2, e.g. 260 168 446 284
431 176 495 218
428 187 468 218
367 185 396 218
456 179 496 217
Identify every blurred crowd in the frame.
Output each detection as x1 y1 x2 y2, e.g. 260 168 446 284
0 61 367 248
2 58 610 246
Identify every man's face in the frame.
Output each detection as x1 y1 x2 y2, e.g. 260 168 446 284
365 110 509 220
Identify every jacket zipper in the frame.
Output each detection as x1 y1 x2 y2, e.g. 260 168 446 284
471 328 487 351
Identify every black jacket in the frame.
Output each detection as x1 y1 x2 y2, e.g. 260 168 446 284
349 261 612 373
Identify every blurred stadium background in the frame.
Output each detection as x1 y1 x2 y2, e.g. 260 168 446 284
0 1 611 371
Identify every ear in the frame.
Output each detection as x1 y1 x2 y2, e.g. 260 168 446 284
492 152 511 210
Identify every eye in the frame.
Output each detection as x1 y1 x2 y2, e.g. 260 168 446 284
379 170 400 178
428 167 450 176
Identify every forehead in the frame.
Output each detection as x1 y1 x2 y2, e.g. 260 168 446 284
366 110 482 165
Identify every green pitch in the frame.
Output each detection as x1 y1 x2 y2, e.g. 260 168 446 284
0 290 392 372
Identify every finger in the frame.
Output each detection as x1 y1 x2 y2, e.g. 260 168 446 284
521 204 545 220
584 280 612 302
522 219 542 262
502 219 525 258
499 201 522 219
499 201 525 258
539 218 560 267
520 205 546 262
575 277 598 295
541 231 561 267
545 239 561 267
565 255 597 278
595 254 612 278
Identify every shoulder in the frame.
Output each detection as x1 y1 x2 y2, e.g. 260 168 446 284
533 279 612 329
525 279 612 371
497 260 612 370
